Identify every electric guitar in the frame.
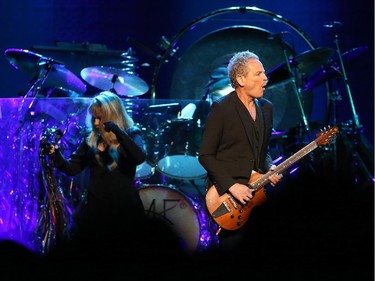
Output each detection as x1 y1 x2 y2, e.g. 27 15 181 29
205 126 339 231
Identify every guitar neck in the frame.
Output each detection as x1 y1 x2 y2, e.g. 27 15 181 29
252 140 318 190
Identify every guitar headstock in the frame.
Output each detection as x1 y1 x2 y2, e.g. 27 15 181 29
316 126 339 146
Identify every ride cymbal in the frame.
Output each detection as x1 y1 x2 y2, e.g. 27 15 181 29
80 66 149 97
267 47 334 88
304 46 368 90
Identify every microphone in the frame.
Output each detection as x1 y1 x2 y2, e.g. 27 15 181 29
323 21 343 28
267 31 289 40
49 128 64 146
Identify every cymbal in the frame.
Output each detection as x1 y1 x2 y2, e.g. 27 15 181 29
209 67 228 80
341 45 368 61
207 78 232 100
4 48 86 94
5 48 43 74
304 45 368 90
45 64 87 94
292 47 334 74
267 47 334 88
42 87 82 98
80 66 148 97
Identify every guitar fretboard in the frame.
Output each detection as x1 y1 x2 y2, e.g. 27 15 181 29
251 140 318 191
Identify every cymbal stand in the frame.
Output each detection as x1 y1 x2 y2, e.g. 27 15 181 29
201 87 212 105
109 74 119 95
331 28 361 129
326 22 364 184
26 58 55 98
324 79 342 127
16 59 54 134
324 80 342 171
277 37 311 138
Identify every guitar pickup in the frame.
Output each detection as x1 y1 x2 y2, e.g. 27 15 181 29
228 195 238 209
212 201 231 218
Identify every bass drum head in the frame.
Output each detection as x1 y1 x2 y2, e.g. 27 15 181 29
169 25 312 131
138 184 213 253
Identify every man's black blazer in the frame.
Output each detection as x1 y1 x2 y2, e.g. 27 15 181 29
199 91 274 195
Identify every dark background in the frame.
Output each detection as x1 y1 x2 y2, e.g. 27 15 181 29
0 1 373 280
0 0 373 142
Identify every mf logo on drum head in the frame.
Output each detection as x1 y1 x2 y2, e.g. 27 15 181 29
143 196 181 225
138 184 210 253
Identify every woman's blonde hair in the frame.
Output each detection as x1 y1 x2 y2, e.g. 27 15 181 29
86 91 134 148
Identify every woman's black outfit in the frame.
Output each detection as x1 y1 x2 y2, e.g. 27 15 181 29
53 126 146 247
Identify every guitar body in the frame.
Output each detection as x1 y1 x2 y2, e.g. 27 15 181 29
205 126 338 231
205 172 268 231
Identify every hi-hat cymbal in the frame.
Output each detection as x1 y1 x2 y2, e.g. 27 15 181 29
304 45 368 90
80 66 149 97
4 48 86 94
267 47 334 88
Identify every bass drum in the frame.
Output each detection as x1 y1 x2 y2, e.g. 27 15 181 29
154 118 207 180
138 184 216 253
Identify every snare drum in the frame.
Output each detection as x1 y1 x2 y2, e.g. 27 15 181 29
154 119 207 180
138 184 214 253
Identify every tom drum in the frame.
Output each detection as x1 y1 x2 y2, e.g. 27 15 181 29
154 119 207 180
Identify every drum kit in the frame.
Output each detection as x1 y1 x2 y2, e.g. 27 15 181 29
4 43 368 179
4 47 207 178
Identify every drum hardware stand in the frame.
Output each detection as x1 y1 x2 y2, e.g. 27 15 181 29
272 34 327 176
188 179 206 198
26 58 59 98
109 74 119 95
324 21 367 184
16 58 57 135
274 34 311 141
158 35 179 59
325 21 362 130
327 87 341 172
201 87 212 105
